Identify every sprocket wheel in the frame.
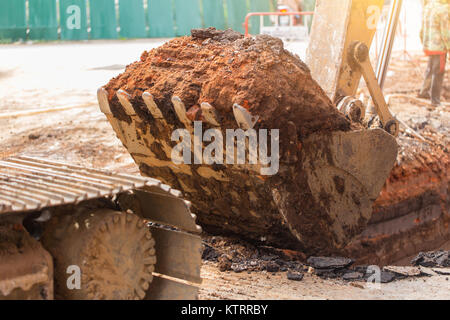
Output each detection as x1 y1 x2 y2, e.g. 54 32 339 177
41 209 156 300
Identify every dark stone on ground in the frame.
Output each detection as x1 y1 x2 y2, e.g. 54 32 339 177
353 265 369 274
307 256 354 270
313 268 340 278
28 133 40 140
202 244 219 261
261 254 278 261
380 271 396 283
266 261 280 273
287 272 304 281
343 272 364 281
411 251 450 268
274 258 285 266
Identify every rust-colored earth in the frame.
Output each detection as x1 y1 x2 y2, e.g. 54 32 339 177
105 28 350 137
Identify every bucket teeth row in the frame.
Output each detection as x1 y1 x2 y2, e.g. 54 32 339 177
101 87 264 133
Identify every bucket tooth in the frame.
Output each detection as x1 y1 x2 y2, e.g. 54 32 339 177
116 89 136 116
142 92 164 120
233 103 259 129
97 88 112 115
200 102 221 127
171 96 192 128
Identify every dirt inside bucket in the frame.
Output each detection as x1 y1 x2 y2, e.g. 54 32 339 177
105 27 351 138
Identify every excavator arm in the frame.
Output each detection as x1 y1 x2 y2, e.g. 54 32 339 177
306 0 399 136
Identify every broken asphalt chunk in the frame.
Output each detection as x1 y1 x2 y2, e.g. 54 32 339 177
343 272 364 281
383 266 421 278
307 256 354 270
411 250 450 268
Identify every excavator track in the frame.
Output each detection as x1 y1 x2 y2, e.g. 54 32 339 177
0 156 202 300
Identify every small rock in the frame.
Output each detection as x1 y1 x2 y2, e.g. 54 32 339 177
353 265 369 274
261 254 277 261
266 261 280 273
307 256 354 270
380 271 396 283
202 244 219 261
343 272 364 281
411 250 450 268
383 266 421 277
313 267 343 279
218 254 232 272
231 263 247 273
28 133 40 140
274 258 285 266
249 260 258 267
287 272 304 281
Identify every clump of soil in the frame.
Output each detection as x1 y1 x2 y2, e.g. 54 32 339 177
105 27 350 137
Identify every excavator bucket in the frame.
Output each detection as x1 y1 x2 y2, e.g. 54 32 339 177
99 28 398 254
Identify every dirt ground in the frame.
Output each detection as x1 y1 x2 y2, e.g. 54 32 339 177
0 40 448 299
199 262 450 300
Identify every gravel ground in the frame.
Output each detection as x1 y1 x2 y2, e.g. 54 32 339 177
200 262 450 300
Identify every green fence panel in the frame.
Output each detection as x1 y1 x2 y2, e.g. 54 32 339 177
60 0 88 40
249 0 272 35
226 0 249 34
89 0 118 39
271 0 277 10
0 0 27 42
148 0 175 38
28 0 58 40
302 0 316 31
173 0 202 36
203 0 226 30
119 0 147 38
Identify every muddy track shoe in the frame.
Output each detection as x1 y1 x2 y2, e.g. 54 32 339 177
0 157 202 300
